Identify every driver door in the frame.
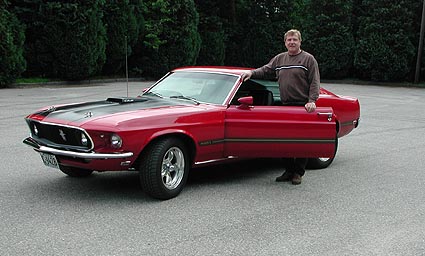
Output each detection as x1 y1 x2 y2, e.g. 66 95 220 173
224 103 336 158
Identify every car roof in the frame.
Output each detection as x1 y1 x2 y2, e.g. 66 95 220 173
172 66 253 76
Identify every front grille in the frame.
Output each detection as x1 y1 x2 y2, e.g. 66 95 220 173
27 120 93 151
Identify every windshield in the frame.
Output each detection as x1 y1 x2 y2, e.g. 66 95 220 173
144 71 238 104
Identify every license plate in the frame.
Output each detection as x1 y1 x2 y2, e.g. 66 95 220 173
40 152 59 169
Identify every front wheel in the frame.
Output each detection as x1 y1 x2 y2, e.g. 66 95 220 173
139 137 190 200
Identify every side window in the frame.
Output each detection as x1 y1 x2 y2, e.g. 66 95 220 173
231 80 274 106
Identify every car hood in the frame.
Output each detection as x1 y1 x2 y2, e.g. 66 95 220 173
29 96 209 128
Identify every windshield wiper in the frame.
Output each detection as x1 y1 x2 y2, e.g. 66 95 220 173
143 91 164 98
170 95 200 105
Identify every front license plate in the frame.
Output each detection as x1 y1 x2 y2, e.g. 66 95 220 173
40 153 59 169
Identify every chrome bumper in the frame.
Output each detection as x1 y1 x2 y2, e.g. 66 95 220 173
23 137 134 159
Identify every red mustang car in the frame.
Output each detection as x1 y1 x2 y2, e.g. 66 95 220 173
23 66 360 199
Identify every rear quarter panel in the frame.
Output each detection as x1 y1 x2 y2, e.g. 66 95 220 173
316 92 360 137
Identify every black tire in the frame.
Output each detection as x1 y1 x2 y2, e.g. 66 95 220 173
59 165 93 177
139 137 190 200
306 137 338 169
306 157 335 169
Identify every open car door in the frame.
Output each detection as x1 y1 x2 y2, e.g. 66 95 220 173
224 100 336 159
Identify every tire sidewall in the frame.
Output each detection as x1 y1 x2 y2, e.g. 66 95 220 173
140 137 190 200
306 136 338 170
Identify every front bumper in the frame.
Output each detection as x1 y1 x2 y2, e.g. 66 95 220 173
23 137 134 159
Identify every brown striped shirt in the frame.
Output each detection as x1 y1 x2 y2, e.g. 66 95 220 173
251 50 320 104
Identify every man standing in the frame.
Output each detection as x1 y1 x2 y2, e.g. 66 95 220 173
240 29 320 185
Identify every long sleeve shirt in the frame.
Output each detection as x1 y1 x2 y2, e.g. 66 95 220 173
251 50 320 104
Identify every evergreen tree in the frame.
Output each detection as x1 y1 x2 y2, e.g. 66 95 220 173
10 0 45 76
42 1 106 80
11 0 106 80
224 0 293 68
102 0 142 75
354 0 416 81
303 0 355 79
0 1 26 87
194 1 225 66
132 0 201 78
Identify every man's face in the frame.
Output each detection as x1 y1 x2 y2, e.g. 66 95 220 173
285 34 301 55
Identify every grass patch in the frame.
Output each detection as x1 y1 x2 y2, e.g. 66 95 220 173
15 77 52 84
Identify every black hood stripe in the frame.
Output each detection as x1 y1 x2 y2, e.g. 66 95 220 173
41 96 189 123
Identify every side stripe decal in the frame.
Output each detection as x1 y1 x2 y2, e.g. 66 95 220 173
199 138 334 146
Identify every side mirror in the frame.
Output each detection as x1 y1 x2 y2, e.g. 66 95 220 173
237 96 253 109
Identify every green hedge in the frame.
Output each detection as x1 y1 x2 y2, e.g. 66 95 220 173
354 0 418 81
195 1 225 66
130 0 201 78
3 0 425 85
223 0 293 67
302 0 355 79
102 0 142 75
0 3 25 87
41 1 106 80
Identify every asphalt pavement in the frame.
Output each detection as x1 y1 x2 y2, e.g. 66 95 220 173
0 81 424 256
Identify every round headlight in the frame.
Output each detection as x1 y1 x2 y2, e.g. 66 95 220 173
111 134 122 149
81 133 88 147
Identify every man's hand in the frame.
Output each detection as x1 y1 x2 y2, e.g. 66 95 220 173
305 102 316 113
240 71 252 82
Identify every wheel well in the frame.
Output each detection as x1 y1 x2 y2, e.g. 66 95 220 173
134 133 197 168
335 118 340 134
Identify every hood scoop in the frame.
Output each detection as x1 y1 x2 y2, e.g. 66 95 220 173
106 97 147 104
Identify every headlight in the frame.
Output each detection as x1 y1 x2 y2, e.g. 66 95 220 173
111 134 123 149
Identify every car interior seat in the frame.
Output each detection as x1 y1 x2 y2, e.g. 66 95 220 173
250 90 274 106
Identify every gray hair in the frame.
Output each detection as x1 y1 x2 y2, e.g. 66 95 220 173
284 29 302 41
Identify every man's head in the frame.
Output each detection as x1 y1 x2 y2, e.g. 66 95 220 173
284 29 302 55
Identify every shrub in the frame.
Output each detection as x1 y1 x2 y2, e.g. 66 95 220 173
194 1 225 66
0 3 26 87
131 0 201 78
224 0 293 68
102 0 142 75
354 0 417 81
302 0 355 79
41 1 107 80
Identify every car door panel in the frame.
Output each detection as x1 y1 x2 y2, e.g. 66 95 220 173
224 105 336 158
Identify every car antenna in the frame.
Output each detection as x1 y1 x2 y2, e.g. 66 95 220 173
125 36 129 97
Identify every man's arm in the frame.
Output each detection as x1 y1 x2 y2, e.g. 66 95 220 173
241 55 279 81
305 55 320 112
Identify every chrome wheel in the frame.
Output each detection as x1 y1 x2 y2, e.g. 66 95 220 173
318 157 330 162
139 137 190 200
306 137 338 169
161 147 185 190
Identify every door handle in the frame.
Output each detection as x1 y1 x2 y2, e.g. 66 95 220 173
317 112 333 121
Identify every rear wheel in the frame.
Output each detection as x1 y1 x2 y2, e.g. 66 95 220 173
306 157 335 169
139 137 189 200
59 165 93 177
306 137 338 169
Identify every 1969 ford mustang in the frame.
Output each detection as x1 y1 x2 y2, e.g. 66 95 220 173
23 66 360 199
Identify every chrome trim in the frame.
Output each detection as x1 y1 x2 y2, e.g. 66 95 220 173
194 156 238 165
27 119 95 151
147 70 240 106
23 137 133 159
317 112 333 121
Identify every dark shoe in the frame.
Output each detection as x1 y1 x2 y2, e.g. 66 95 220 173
275 172 293 182
291 174 302 185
